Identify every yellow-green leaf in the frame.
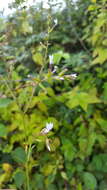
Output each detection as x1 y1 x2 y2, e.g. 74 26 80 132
32 53 43 65
92 48 107 65
66 88 100 111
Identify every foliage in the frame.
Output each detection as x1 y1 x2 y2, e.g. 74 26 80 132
0 0 107 190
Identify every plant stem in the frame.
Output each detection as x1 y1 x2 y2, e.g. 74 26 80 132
26 161 30 190
25 144 32 190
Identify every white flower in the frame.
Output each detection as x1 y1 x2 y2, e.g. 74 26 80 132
46 122 53 131
70 74 77 78
54 19 58 25
49 55 54 65
65 73 77 80
40 122 53 135
54 76 64 80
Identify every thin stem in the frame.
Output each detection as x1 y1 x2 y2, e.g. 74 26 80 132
24 85 36 114
39 14 52 75
39 40 49 75
25 144 33 190
26 160 30 190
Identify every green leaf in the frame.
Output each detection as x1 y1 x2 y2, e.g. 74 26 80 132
21 21 33 34
41 164 55 176
32 174 44 189
66 88 100 111
61 138 76 161
102 82 107 102
37 101 47 113
77 183 83 190
92 154 107 172
53 51 70 65
0 98 12 108
96 118 107 133
88 5 97 11
32 53 43 65
87 133 96 155
46 87 55 97
51 137 60 150
79 138 87 153
92 48 107 65
11 147 27 164
0 123 7 137
83 172 97 190
97 134 106 148
14 169 26 188
91 0 96 3
53 51 63 64
61 172 68 181
99 180 107 190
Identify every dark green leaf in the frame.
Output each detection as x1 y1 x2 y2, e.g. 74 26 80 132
83 172 97 190
0 98 12 108
11 147 27 164
14 169 26 188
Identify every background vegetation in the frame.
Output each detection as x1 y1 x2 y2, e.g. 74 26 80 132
0 0 107 189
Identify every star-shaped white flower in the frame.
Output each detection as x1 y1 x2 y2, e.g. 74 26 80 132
49 55 54 65
54 19 58 25
70 73 77 79
40 122 53 135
